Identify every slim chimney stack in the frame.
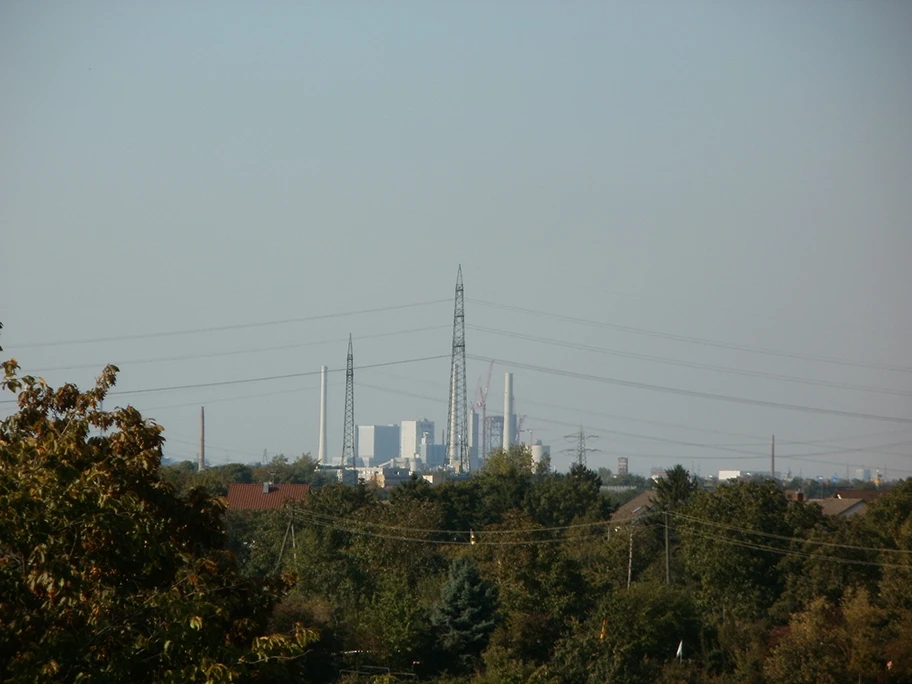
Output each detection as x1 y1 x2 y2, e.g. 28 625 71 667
503 373 514 451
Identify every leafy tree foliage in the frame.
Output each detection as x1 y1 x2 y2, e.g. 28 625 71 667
654 464 699 509
678 480 796 621
0 361 316 682
542 583 701 684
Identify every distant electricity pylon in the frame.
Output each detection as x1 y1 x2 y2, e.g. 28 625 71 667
341 335 356 472
446 266 470 473
562 426 600 468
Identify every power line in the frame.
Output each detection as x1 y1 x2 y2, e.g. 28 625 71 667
141 381 345 413
354 382 912 474
666 522 910 569
468 355 912 425
362 369 912 449
669 511 912 555
469 324 912 398
283 507 912 565
0 354 450 405
468 298 912 374
11 299 450 349
27 325 450 374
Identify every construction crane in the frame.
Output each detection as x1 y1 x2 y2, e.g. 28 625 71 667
473 360 495 459
515 415 527 444
521 427 548 444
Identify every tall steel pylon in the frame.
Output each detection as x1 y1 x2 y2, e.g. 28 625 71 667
562 425 599 468
446 266 469 472
341 334 356 472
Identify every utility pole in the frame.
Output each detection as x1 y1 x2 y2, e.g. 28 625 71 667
664 510 671 585
318 365 327 464
562 426 600 468
771 434 775 482
627 530 634 590
445 266 469 472
341 335 356 475
198 406 205 472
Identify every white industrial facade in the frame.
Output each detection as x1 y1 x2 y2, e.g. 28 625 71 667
400 419 436 460
357 425 400 467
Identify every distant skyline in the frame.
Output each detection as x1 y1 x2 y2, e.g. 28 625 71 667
2 2 911 476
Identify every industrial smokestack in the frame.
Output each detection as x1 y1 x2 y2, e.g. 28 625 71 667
198 406 205 472
318 365 327 464
503 373 514 451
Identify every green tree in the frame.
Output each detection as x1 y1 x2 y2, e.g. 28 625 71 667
523 464 608 528
679 481 794 621
542 583 702 684
0 361 316 682
654 464 698 510
431 556 499 674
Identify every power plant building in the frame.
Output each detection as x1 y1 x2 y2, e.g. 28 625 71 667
400 419 436 460
530 441 550 466
356 425 400 467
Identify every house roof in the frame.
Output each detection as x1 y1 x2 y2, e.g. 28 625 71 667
808 498 867 517
610 490 658 525
833 489 887 502
226 483 310 510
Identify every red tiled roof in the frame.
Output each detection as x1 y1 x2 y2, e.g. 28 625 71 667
227 483 310 510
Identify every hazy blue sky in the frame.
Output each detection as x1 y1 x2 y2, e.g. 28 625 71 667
2 2 911 477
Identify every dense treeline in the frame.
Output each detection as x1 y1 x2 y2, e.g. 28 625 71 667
3 364 912 683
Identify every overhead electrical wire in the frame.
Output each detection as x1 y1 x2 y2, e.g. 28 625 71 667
468 298 912 374
468 354 912 425
364 368 912 448
354 382 912 473
0 354 450 405
11 299 451 349
143 380 344 413
28 324 451 374
468 324 912 398
282 507 912 564
664 522 910 569
669 511 912 555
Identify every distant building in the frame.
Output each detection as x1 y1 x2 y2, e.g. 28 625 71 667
226 483 310 510
718 470 742 481
483 414 519 454
617 457 629 476
357 425 400 467
650 467 667 481
530 441 550 466
416 439 446 469
467 411 480 465
855 468 872 483
400 419 435 460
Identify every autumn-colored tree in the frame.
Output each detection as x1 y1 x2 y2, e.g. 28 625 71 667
0 361 316 683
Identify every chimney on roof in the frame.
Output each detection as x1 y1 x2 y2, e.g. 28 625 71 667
796 490 805 503
263 482 271 494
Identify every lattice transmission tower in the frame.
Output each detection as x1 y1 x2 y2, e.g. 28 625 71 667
341 334 356 472
446 266 470 472
562 425 600 468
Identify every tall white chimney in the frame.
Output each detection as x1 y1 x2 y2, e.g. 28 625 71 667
318 365 327 464
503 372 514 451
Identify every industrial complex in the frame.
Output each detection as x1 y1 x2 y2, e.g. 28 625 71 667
311 266 551 484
